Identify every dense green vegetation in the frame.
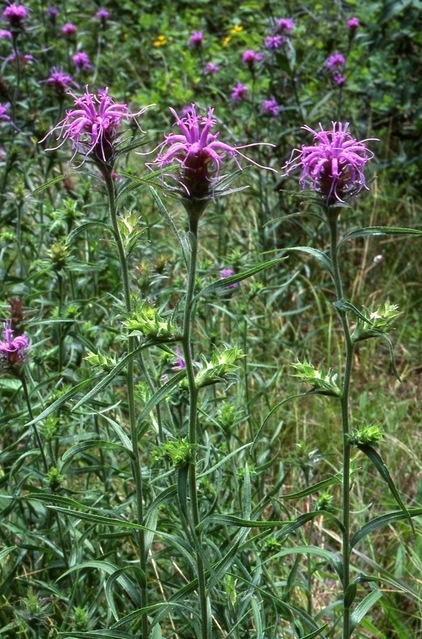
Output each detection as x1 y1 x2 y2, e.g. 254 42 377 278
0 1 420 638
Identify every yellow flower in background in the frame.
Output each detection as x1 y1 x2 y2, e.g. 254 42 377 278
223 24 244 47
153 34 167 47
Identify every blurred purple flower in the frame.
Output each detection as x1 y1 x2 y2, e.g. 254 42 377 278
261 98 282 117
283 122 376 204
231 82 248 101
61 22 77 37
204 61 219 75
0 321 30 369
95 8 110 22
46 7 59 21
265 35 284 50
325 53 345 71
275 18 295 34
333 73 346 86
171 348 186 371
72 51 92 71
242 49 263 67
46 67 78 94
0 103 11 121
42 86 143 167
219 268 238 289
0 29 12 39
189 31 203 48
2 3 28 28
347 17 360 30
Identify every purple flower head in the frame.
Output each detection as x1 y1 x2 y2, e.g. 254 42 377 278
0 29 12 39
231 82 248 102
0 320 30 369
242 49 263 67
95 8 110 22
171 348 186 371
2 4 28 29
61 22 77 37
204 61 219 75
42 86 144 168
219 268 239 289
0 102 11 121
46 7 59 21
72 51 92 71
275 18 295 34
189 31 203 48
325 53 345 71
347 17 360 30
265 34 284 50
333 73 346 86
46 67 78 94
283 122 377 205
261 98 282 117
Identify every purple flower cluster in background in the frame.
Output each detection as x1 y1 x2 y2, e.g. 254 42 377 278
265 35 284 50
219 268 239 289
189 31 203 49
325 52 346 87
204 62 219 75
46 67 78 94
261 98 282 117
231 82 248 102
283 122 376 204
242 49 263 68
275 18 295 34
72 51 92 71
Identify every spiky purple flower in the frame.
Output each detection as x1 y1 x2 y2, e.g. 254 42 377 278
2 3 28 29
189 31 203 48
152 103 273 210
283 122 376 205
204 61 219 75
72 51 92 71
265 35 284 50
0 321 29 369
325 53 345 71
46 67 78 94
231 82 248 101
275 18 295 34
242 49 263 67
42 86 141 167
333 73 346 86
95 8 110 22
261 98 282 117
347 17 360 30
61 22 77 37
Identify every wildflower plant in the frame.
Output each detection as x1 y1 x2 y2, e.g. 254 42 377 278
283 120 422 638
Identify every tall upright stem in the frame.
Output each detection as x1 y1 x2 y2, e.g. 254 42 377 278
328 214 354 639
181 214 209 639
102 167 148 638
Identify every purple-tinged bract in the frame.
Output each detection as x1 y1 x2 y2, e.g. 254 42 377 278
283 122 376 205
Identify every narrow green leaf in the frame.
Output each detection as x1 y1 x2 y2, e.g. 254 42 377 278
350 589 383 633
32 174 70 194
136 369 186 429
340 225 422 246
351 508 422 548
283 246 334 277
281 475 341 500
26 375 102 427
358 445 414 532
197 257 288 297
72 342 152 411
149 186 188 265
301 626 328 639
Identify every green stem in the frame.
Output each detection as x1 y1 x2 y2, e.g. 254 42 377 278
21 373 48 473
181 214 209 639
102 167 148 639
328 214 354 639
